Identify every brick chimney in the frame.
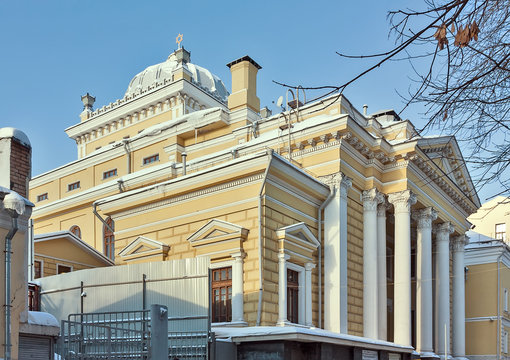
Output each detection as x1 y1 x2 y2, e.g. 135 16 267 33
226 56 261 113
0 128 31 198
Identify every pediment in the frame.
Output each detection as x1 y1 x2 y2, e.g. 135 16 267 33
276 222 319 248
118 236 169 261
187 219 249 244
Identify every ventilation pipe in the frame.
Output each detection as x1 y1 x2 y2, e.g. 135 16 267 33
182 152 187 175
363 104 368 116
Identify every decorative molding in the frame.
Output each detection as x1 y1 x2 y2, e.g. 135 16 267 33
433 222 454 242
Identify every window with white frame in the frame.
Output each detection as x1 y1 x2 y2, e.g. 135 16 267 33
505 288 509 312
286 262 305 325
496 223 506 241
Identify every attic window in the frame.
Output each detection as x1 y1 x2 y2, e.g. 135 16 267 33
496 223 506 241
37 193 48 202
103 169 118 179
68 181 80 191
143 154 159 165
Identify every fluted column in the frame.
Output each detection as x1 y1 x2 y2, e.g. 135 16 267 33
434 222 453 357
377 202 389 341
231 251 246 323
388 190 416 346
305 262 316 327
324 173 352 333
362 188 384 339
453 234 469 360
413 207 437 356
278 252 290 325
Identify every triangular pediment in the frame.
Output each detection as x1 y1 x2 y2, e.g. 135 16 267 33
118 236 169 259
276 222 319 248
187 219 249 244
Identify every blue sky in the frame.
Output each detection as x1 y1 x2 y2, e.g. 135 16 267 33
0 1 495 201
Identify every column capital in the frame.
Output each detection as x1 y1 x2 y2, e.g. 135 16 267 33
433 222 454 240
278 252 291 262
305 262 316 271
412 207 438 229
452 234 469 252
362 188 385 211
321 172 352 197
231 251 246 261
388 190 417 213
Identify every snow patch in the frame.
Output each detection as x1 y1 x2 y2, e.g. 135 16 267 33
27 311 59 328
0 127 31 147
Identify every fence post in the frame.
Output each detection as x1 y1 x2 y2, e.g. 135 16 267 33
150 304 168 360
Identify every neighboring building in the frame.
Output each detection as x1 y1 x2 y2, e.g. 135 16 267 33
468 196 510 242
28 47 480 358
0 128 59 360
33 230 113 278
465 231 510 360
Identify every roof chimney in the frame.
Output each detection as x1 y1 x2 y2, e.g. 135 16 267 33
226 56 261 113
363 104 368 116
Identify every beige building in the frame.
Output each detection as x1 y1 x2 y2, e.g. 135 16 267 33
28 47 480 358
468 196 510 242
465 231 510 360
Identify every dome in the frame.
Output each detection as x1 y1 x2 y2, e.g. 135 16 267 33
125 50 229 102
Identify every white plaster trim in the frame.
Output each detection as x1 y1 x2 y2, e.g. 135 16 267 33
465 316 498 322
286 262 306 326
34 253 103 269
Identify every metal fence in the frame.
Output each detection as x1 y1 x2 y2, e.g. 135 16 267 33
58 310 150 359
57 308 210 359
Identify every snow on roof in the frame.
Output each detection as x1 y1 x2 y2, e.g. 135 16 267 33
0 127 31 147
27 311 59 328
0 185 34 209
465 230 509 250
213 326 413 351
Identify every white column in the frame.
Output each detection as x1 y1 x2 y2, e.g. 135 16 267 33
434 222 453 357
231 251 246 323
305 262 316 327
324 173 352 333
377 202 389 341
278 252 290 325
362 188 384 339
413 207 437 356
388 190 416 347
453 235 468 360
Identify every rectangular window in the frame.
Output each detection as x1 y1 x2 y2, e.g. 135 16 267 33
211 267 232 323
68 181 80 191
57 264 72 274
143 154 159 165
34 260 42 279
504 330 509 354
505 288 509 312
103 169 118 179
37 193 48 202
496 223 506 241
287 269 299 324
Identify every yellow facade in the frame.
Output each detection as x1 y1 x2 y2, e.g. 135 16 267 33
29 48 480 353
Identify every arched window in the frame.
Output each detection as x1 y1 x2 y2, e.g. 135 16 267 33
70 225 81 238
103 217 115 261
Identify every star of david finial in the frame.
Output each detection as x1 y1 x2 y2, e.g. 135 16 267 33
176 33 183 49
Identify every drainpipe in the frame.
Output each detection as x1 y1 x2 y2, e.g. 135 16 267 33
28 219 34 281
4 211 18 360
497 248 503 360
122 139 131 174
256 149 274 326
317 185 336 329
92 203 114 233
